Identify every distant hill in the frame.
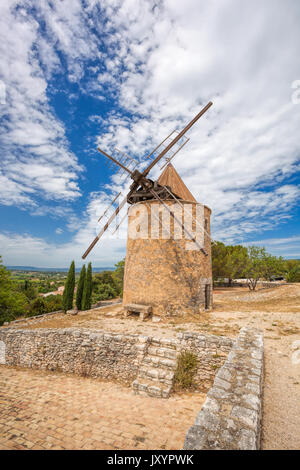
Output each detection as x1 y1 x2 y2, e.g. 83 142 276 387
7 266 115 273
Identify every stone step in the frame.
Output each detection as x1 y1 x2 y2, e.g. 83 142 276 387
143 355 177 369
147 345 177 360
137 366 174 385
131 337 178 398
150 338 177 349
132 379 172 398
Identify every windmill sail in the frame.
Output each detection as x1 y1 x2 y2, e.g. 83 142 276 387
82 101 213 258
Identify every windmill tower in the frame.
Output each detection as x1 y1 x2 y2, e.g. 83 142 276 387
123 163 212 316
82 102 213 316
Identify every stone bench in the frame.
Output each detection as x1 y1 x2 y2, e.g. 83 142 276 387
123 303 152 321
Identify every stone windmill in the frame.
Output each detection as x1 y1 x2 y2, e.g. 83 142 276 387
83 102 213 316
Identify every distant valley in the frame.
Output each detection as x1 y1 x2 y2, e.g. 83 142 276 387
7 266 115 273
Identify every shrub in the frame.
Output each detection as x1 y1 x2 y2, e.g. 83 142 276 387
28 298 47 317
92 283 118 302
174 351 198 390
44 294 62 312
286 265 300 282
0 257 29 325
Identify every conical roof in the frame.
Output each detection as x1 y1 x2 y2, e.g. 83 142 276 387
157 163 197 203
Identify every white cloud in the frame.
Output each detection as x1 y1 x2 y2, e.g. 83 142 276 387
243 235 300 259
94 0 300 246
0 1 83 207
1 0 300 266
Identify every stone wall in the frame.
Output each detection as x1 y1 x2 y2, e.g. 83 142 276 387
183 327 264 450
0 328 143 384
0 328 233 391
177 332 233 391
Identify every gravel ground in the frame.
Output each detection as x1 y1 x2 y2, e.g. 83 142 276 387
262 336 300 449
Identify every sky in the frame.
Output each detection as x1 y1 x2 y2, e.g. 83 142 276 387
0 0 300 268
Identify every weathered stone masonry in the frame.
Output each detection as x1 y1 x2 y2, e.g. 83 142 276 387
123 202 213 316
0 328 141 384
0 326 263 449
0 328 233 393
183 327 264 450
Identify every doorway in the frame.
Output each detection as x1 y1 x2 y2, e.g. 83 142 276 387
205 284 210 310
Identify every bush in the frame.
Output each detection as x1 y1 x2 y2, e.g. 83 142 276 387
112 259 125 296
44 294 62 312
27 298 47 317
174 351 198 390
0 257 29 325
92 283 118 302
286 266 300 282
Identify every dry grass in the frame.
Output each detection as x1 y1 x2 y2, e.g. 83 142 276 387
213 284 300 313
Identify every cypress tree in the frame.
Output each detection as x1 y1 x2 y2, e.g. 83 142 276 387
82 262 92 310
76 264 86 311
62 260 75 312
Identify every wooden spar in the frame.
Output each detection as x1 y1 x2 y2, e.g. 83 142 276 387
97 148 134 175
159 137 189 170
143 101 213 177
144 130 175 160
82 102 213 258
82 196 128 259
111 211 128 235
98 192 121 222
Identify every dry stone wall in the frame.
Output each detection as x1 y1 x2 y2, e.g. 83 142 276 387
177 332 233 390
0 328 142 384
183 327 264 450
0 328 233 391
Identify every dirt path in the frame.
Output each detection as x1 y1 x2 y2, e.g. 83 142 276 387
262 336 300 449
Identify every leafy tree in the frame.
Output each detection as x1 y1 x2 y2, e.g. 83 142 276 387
93 283 117 301
212 242 286 290
285 259 300 272
223 245 249 286
0 256 28 325
286 263 300 282
263 254 286 280
244 246 285 290
93 271 115 287
91 264 124 303
212 242 248 285
112 259 125 295
76 264 86 310
62 260 75 312
211 241 227 280
82 262 92 310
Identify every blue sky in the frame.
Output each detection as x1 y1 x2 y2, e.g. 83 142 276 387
0 0 300 267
